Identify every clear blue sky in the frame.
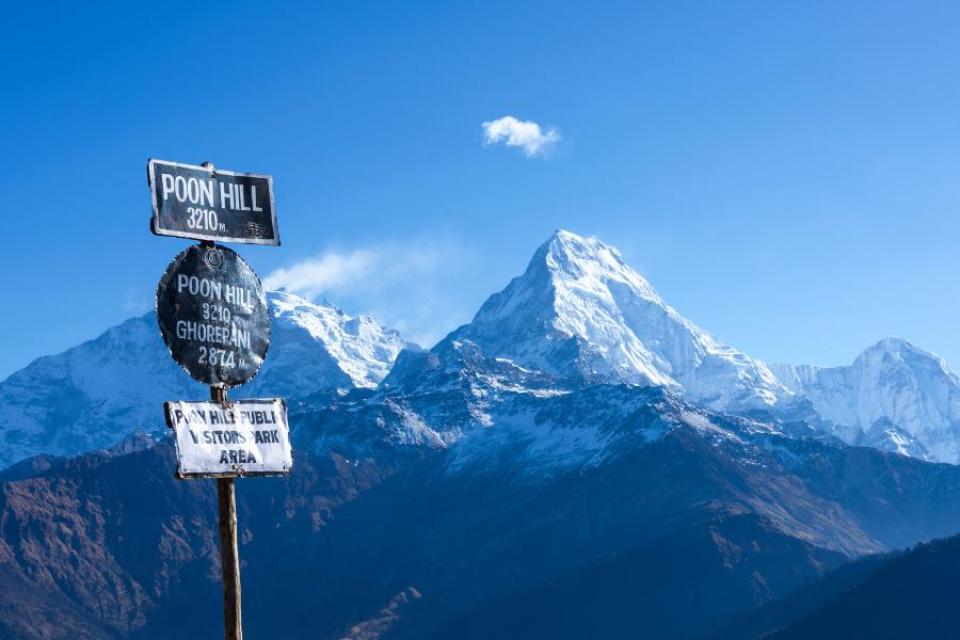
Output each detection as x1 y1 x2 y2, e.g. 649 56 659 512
2 1 959 378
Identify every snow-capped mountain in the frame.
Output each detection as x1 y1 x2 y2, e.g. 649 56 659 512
336 230 795 462
772 338 960 463
0 291 409 469
4 229 960 473
8 232 960 638
256 291 412 394
448 230 788 410
330 231 960 469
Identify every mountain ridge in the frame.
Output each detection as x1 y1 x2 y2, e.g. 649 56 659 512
448 230 789 410
0 291 409 470
773 336 960 463
8 381 960 639
6 229 960 467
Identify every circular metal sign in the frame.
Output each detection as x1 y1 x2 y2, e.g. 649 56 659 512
156 244 270 386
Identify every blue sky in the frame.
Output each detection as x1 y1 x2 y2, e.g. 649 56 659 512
1 1 959 378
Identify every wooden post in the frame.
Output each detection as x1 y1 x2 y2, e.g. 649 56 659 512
212 385 243 640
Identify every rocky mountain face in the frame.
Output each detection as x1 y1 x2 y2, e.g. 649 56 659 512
0 291 409 470
0 437 393 640
773 338 960 463
5 387 960 639
254 292 412 396
449 230 788 410
354 231 960 469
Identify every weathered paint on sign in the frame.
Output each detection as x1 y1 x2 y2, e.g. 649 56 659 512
164 399 292 478
148 159 279 245
156 244 270 386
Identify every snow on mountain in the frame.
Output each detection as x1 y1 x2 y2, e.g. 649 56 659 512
6 229 959 473
448 229 789 410
311 231 960 469
0 291 409 469
262 291 412 393
772 338 960 463
340 230 796 466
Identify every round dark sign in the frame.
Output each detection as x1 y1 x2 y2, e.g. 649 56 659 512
156 244 270 386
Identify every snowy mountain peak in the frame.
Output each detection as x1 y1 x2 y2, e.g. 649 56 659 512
774 339 960 463
450 230 788 409
0 291 411 470
268 291 410 389
866 336 915 351
854 337 954 375
538 229 665 304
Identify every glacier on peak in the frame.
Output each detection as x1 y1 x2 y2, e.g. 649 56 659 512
267 291 411 390
772 338 960 463
373 232 960 468
447 229 789 410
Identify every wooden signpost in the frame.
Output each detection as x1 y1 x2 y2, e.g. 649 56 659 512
149 159 287 640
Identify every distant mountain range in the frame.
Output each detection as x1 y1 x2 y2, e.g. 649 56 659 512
773 338 960 462
4 230 958 468
1 230 960 638
2 229 958 469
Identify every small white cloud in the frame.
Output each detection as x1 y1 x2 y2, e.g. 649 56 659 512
482 115 560 157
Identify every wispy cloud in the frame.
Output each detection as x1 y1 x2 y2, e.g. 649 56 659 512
262 249 377 301
482 115 560 157
263 238 480 348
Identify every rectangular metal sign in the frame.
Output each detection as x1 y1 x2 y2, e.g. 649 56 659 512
148 159 279 245
164 398 292 478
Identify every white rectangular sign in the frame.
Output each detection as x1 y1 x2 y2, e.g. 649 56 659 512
164 398 292 478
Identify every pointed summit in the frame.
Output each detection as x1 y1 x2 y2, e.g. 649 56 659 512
449 230 788 409
534 229 664 301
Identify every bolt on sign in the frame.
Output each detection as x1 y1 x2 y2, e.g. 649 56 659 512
156 244 270 387
165 399 292 478
148 159 279 245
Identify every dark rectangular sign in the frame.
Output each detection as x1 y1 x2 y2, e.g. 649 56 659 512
148 159 279 245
